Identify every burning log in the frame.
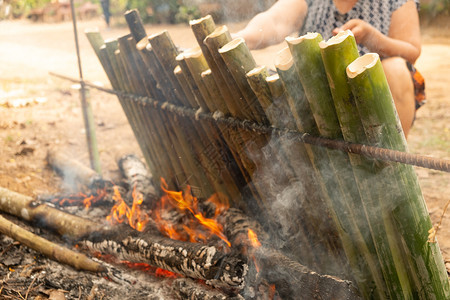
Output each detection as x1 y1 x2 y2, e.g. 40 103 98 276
345 52 450 299
171 278 244 300
0 214 106 273
46 149 102 189
82 225 248 290
117 154 158 206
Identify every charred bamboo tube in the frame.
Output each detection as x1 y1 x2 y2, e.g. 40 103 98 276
117 37 211 196
124 9 147 43
274 49 355 277
174 51 244 201
346 53 450 299
319 32 414 299
117 35 172 182
203 26 251 119
189 16 243 118
85 33 162 183
0 187 101 239
248 67 344 273
287 33 388 298
148 31 246 199
0 214 106 273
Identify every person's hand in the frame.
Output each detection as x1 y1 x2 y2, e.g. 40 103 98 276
332 19 378 48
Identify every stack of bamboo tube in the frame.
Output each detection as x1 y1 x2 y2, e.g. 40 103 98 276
86 11 450 298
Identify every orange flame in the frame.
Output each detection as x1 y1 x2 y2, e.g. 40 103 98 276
248 229 261 248
157 178 231 247
106 185 150 231
52 188 107 208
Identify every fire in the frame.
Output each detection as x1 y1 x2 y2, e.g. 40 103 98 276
106 185 150 231
51 188 107 208
248 229 261 248
157 178 231 247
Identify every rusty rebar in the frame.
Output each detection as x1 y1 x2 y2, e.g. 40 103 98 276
47 73 450 174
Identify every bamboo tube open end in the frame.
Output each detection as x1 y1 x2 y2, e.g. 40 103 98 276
207 25 229 39
148 30 169 41
182 47 203 59
136 37 150 51
274 47 293 71
189 15 212 26
247 65 267 77
85 28 100 34
174 65 182 75
266 74 280 83
346 53 379 79
201 69 212 77
218 38 245 54
286 32 319 45
319 30 354 49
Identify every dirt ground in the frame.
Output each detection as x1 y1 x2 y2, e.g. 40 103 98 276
0 15 449 295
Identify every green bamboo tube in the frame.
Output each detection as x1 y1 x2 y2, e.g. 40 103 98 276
204 27 252 120
201 69 230 114
275 49 362 279
189 16 241 118
319 32 418 299
347 53 450 299
174 65 198 108
218 38 267 124
287 33 389 298
175 51 205 109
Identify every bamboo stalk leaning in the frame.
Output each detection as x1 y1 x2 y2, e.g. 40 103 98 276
287 32 389 298
346 53 450 299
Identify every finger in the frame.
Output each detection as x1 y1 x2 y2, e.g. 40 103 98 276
332 27 342 36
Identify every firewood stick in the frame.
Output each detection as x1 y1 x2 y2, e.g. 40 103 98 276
0 214 106 273
82 225 248 290
171 278 244 300
46 149 102 189
0 187 101 240
117 154 157 205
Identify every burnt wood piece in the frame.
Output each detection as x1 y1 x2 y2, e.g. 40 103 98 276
82 225 247 290
117 154 158 206
254 246 362 300
171 278 244 300
0 187 102 240
47 149 103 189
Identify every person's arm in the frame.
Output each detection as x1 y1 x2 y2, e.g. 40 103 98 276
235 0 308 50
333 1 421 64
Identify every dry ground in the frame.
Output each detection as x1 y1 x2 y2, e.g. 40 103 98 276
0 16 449 283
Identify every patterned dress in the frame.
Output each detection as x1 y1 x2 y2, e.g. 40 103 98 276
301 0 420 55
301 0 426 109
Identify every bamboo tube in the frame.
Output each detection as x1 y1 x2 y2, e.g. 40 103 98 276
118 37 214 197
286 33 389 298
0 214 106 273
201 69 229 114
148 31 247 199
189 16 242 118
275 49 360 279
218 38 267 123
347 53 450 299
118 35 181 185
173 56 244 202
124 9 147 43
319 32 417 299
203 26 251 119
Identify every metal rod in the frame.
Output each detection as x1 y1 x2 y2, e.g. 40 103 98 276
48 72 450 174
69 0 101 174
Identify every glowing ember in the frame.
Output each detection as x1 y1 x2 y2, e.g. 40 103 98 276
51 188 107 208
158 178 231 247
